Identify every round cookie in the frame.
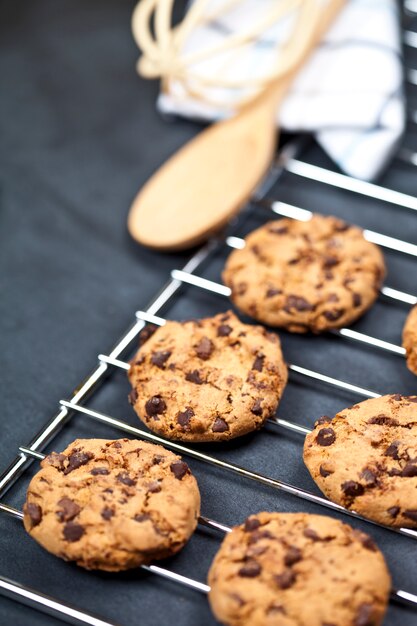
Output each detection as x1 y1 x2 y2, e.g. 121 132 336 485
304 394 417 527
402 305 417 375
222 214 385 333
208 511 390 626
23 438 200 571
128 311 288 442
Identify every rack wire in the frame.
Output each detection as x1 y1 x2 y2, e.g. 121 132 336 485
2 11 417 626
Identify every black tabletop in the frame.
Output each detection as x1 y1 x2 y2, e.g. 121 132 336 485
1 1 417 625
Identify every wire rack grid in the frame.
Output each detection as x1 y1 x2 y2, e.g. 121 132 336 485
1 8 417 626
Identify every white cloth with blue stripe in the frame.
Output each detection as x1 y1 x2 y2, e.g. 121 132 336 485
157 0 405 181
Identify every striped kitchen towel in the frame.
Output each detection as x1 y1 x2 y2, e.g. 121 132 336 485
157 0 405 181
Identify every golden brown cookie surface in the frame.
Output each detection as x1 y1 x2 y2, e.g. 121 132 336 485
222 215 385 333
403 305 417 375
208 512 390 626
128 311 287 442
23 438 200 571
304 394 417 527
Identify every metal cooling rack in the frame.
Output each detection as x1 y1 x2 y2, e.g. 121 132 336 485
1 9 417 626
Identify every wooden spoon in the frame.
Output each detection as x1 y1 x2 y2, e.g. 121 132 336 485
128 0 344 251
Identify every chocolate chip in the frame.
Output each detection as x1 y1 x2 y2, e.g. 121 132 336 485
361 536 377 552
56 498 81 522
387 468 402 477
316 415 333 426
238 561 261 577
408 396 417 403
153 455 164 465
403 510 417 522
63 451 93 475
151 350 171 368
387 506 400 518
341 481 364 498
353 293 362 307
323 309 344 322
267 605 286 615
354 603 374 626
110 441 122 448
303 528 320 541
26 503 42 526
128 389 138 405
319 465 333 477
266 288 282 298
117 472 136 486
195 336 214 360
134 513 151 523
251 399 263 416
101 507 114 520
384 442 400 460
247 371 267 388
323 256 339 269
145 395 166 416
63 522 85 542
138 324 157 346
360 468 378 485
401 464 417 477
170 461 189 480
368 415 399 426
274 569 296 589
284 546 302 566
252 354 265 372
185 370 204 385
147 481 162 493
244 517 261 532
45 452 66 470
248 530 273 544
236 282 247 296
177 407 194 429
217 324 232 337
334 221 350 232
90 467 110 475
327 293 339 303
353 530 377 551
284 295 314 312
391 394 402 401
212 417 229 433
316 428 336 446
269 225 288 235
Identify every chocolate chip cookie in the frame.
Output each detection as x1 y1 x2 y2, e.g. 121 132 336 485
128 311 287 442
402 305 417 375
304 394 417 527
23 438 200 571
222 215 385 333
208 511 390 626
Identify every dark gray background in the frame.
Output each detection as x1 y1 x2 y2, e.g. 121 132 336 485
1 1 417 625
